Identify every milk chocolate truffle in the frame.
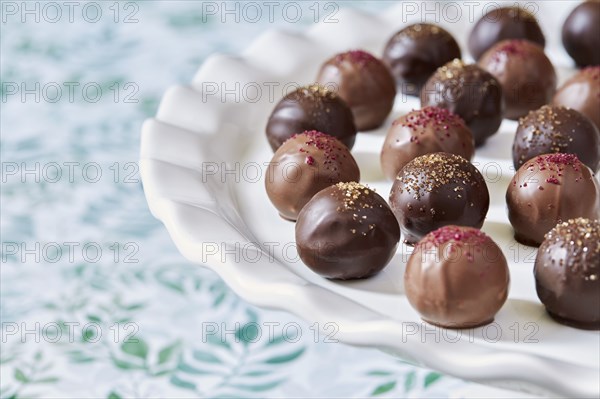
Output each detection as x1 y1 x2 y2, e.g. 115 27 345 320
562 0 600 67
265 131 360 221
468 6 545 61
316 50 396 131
265 84 356 151
512 105 600 172
553 66 600 130
405 226 510 329
420 60 504 146
389 153 490 245
382 24 461 96
380 107 475 181
295 182 400 280
535 218 600 330
506 154 600 246
479 40 556 120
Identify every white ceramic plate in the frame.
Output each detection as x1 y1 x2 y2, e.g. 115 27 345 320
140 2 599 397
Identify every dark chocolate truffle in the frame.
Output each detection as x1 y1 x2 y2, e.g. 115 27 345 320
295 182 400 279
265 84 356 151
479 40 556 120
265 131 360 221
553 66 600 130
534 218 600 330
506 154 600 247
382 24 461 96
468 6 545 61
405 226 510 329
316 50 396 131
380 107 475 181
562 0 600 67
389 153 490 245
512 105 600 172
420 59 504 146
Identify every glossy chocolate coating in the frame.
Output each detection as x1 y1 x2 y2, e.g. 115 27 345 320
380 107 475 181
405 226 510 329
420 60 504 146
553 66 600 130
479 40 556 120
382 24 461 96
265 131 360 221
389 153 490 245
316 50 396 131
296 182 400 280
512 105 600 172
265 84 356 152
506 154 600 247
562 0 600 67
535 218 600 330
468 6 545 61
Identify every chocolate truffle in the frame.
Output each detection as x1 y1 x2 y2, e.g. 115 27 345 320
562 0 600 67
265 84 356 152
380 107 475 181
534 218 600 330
382 24 461 96
553 66 600 130
479 40 556 120
295 182 400 279
405 226 510 329
389 153 490 245
316 50 396 131
512 105 600 172
506 154 600 246
468 6 545 61
420 60 504 146
265 131 360 221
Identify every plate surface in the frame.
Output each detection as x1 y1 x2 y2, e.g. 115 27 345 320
140 2 600 397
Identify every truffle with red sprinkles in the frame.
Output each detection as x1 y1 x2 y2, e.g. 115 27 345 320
381 107 475 180
512 105 600 172
479 39 556 120
535 218 600 330
316 50 396 131
295 182 400 279
389 153 490 245
553 66 600 130
506 153 600 246
266 84 357 151
405 225 510 329
265 131 360 221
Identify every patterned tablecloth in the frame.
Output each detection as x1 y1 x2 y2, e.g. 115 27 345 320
1 1 536 398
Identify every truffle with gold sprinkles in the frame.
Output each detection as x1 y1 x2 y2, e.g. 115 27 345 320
389 153 490 245
295 182 400 279
535 218 600 330
266 84 357 151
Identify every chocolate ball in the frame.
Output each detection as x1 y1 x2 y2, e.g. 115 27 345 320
405 226 510 329
420 59 504 146
382 24 461 96
553 66 600 130
479 40 556 120
296 182 400 280
265 84 356 152
562 0 600 67
265 131 360 221
389 153 490 245
468 6 545 61
316 50 396 131
506 154 600 247
380 107 475 181
535 218 600 330
512 105 600 172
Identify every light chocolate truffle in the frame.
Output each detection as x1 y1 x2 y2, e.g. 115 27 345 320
553 66 600 130
380 107 475 181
